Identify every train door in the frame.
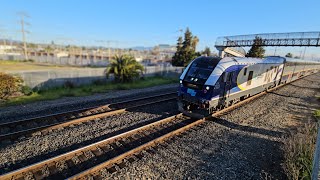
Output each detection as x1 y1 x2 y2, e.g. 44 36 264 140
219 71 234 105
247 71 254 85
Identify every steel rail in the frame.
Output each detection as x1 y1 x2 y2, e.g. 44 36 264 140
0 91 177 127
0 114 186 180
0 92 177 141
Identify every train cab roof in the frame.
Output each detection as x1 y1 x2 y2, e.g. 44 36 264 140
233 56 286 65
204 56 285 86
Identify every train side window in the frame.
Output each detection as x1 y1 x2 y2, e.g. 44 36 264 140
247 71 254 85
244 68 247 76
222 72 226 82
228 72 233 82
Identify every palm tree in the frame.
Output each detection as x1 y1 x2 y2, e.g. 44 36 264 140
106 55 144 82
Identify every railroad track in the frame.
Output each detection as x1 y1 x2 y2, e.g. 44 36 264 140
0 92 177 142
0 81 286 180
1 74 314 179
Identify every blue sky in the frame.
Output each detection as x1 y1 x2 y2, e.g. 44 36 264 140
0 0 319 56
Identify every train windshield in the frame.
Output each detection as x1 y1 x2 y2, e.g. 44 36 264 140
183 57 220 85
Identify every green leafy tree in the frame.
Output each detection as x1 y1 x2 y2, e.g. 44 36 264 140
172 28 200 66
246 36 265 58
285 53 293 58
203 46 211 56
106 55 144 82
45 45 53 52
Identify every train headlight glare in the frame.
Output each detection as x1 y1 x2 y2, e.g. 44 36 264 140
195 78 198 81
180 80 182 84
206 86 210 90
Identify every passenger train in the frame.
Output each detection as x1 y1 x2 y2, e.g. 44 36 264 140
177 56 320 117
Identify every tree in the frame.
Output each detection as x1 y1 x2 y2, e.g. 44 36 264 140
202 46 211 56
106 55 144 83
191 36 199 50
246 36 265 58
45 45 53 52
0 73 23 100
172 28 199 66
285 53 293 58
172 36 184 66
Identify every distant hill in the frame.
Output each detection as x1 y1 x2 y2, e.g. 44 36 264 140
129 46 153 51
0 39 22 45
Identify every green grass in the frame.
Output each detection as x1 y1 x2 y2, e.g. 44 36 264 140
316 96 320 118
283 122 317 180
315 110 320 118
1 76 178 107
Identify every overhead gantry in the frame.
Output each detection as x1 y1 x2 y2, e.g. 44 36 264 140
215 31 320 57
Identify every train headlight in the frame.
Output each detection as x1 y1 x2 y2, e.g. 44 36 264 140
205 86 210 90
180 80 182 84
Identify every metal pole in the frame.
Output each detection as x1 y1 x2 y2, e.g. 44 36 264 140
108 41 111 60
302 46 307 74
20 15 28 60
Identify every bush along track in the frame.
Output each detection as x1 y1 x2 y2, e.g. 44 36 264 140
283 97 320 180
1 76 177 107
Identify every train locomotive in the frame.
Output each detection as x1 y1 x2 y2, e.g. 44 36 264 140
177 56 320 117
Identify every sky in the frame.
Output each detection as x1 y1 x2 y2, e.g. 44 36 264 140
0 0 319 57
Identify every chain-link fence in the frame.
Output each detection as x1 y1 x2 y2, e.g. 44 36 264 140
0 54 109 66
6 65 184 90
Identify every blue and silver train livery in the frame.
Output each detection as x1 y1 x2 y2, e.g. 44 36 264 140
177 56 320 117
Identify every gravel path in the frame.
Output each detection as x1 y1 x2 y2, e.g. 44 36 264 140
0 84 178 122
108 73 320 179
0 100 179 174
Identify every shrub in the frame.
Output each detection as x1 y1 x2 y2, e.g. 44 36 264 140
0 73 23 100
93 79 105 86
64 81 75 89
22 59 35 63
283 122 317 180
21 86 33 96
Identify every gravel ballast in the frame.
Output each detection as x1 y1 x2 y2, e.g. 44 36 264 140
0 100 179 174
0 83 178 122
108 73 320 179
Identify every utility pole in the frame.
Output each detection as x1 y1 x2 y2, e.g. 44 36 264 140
107 41 111 60
96 40 114 60
0 26 8 48
18 12 30 60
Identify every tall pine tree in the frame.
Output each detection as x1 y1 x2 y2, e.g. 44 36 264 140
172 28 199 66
172 37 183 66
202 46 211 56
246 36 265 58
